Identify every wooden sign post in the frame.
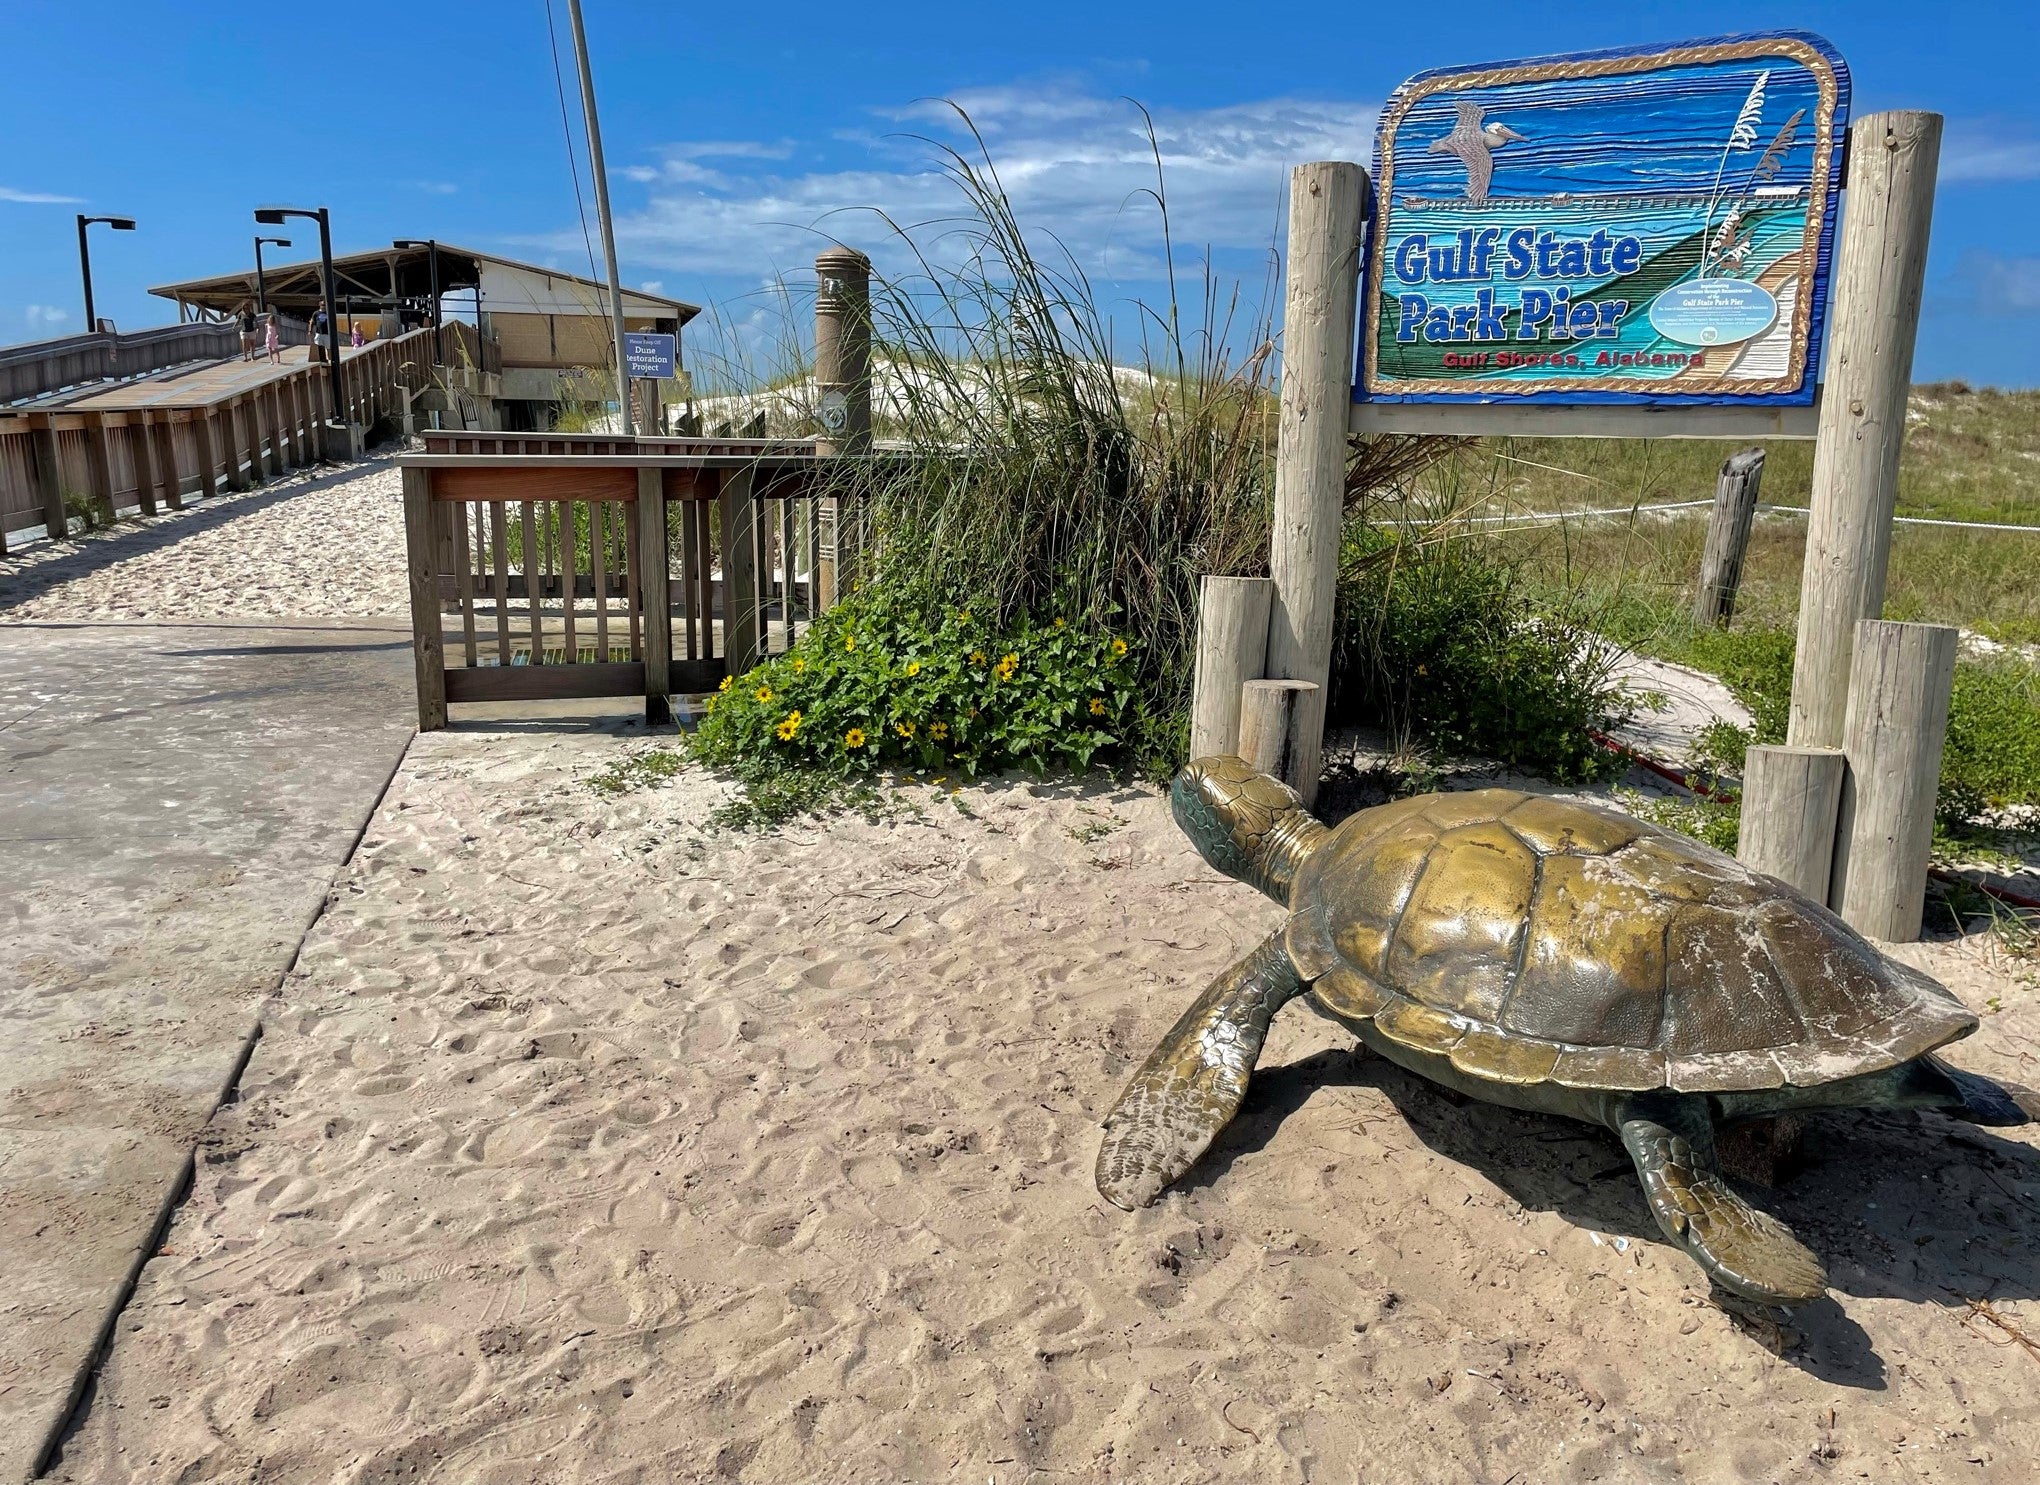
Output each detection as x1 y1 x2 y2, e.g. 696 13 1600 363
1191 30 1951 938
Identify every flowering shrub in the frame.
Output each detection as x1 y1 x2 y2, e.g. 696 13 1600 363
692 587 1137 779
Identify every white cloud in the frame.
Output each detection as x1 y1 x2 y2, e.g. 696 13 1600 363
639 280 664 292
1 185 84 204
412 180 460 195
1940 121 2040 183
1944 251 2040 314
518 86 1377 289
25 304 70 328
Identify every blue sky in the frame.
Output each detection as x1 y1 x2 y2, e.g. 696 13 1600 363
3 0 2036 385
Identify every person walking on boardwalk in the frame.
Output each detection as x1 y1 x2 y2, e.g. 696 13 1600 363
264 312 280 365
350 319 365 349
311 307 327 364
238 303 258 361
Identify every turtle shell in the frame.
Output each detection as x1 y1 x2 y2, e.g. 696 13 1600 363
1286 789 1977 1095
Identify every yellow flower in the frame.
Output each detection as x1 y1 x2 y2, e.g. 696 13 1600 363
906 660 921 677
1053 617 1066 629
995 652 1019 681
1111 637 1128 658
1090 697 1107 716
792 657 806 673
1416 663 1428 676
845 727 866 749
844 634 856 652
958 610 972 624
970 649 987 666
754 684 773 704
775 710 803 741
719 675 734 692
896 720 916 739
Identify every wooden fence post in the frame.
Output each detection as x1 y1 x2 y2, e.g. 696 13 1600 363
1265 161 1365 808
130 413 160 517
1737 744 1845 901
1238 679 1320 794
719 466 761 673
402 466 448 731
31 413 66 536
1786 112 1941 748
814 246 872 610
155 415 185 508
82 412 116 526
637 468 672 724
1190 575 1274 759
1692 447 1764 627
1829 619 1957 941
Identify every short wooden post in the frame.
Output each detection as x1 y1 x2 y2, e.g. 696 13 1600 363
1238 679 1320 795
1692 447 1765 627
235 397 259 490
1829 620 1957 941
814 246 872 608
82 412 116 526
130 413 160 517
719 466 761 672
1737 745 1845 900
402 466 449 731
1787 112 1942 748
637 468 673 723
261 386 285 478
31 413 66 536
1190 575 1274 759
155 415 185 508
1265 161 1365 808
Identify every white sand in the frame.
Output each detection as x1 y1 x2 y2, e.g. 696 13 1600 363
0 458 408 623
50 728 2040 1484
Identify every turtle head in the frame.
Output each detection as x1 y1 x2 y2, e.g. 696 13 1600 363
1171 755 1328 905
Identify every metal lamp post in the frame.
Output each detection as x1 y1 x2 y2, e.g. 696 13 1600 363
256 205 342 427
253 235 292 315
76 214 137 334
393 239 442 363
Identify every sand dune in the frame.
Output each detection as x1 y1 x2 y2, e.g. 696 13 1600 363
51 728 2040 1483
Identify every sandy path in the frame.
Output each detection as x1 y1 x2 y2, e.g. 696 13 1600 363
50 730 2040 1484
0 458 407 623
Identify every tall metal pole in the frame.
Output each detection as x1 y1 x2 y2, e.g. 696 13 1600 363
254 236 268 315
317 210 342 426
77 215 97 332
564 0 634 435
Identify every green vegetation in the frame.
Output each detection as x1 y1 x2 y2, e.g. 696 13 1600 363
692 588 1137 777
1331 524 1629 783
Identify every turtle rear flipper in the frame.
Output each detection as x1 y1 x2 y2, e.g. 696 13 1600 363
1096 932 1302 1210
1618 1096 1828 1306
1917 1055 2038 1127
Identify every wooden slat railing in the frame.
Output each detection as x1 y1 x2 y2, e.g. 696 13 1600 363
399 448 833 727
0 324 444 553
1 323 242 406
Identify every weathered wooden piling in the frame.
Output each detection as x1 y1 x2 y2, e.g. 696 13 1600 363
1829 619 1957 941
1693 447 1765 627
1264 161 1365 808
1737 744 1845 901
1189 576 1274 759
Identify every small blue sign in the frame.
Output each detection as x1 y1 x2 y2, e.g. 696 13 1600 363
1359 31 1850 408
624 331 676 379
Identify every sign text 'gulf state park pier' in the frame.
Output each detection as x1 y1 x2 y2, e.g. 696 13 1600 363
1357 31 1850 409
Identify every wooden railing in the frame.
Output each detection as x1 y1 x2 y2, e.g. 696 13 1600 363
400 448 833 726
0 323 243 406
0 325 444 552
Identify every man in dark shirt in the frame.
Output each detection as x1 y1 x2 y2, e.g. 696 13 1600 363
238 305 258 361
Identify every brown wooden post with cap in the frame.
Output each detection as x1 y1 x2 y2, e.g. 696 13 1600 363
637 466 672 724
814 246 871 608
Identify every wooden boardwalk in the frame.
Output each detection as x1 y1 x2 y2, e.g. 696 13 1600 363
0 325 466 551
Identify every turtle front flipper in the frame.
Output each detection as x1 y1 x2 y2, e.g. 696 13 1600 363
1096 931 1303 1210
1617 1095 1828 1306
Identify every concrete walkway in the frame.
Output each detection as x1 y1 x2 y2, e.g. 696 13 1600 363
0 620 415 1482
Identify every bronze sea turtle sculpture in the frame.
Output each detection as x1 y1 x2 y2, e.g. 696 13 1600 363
1096 755 2035 1306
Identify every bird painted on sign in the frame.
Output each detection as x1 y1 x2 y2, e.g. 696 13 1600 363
1427 100 1528 202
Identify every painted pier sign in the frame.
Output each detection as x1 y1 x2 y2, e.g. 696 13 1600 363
1358 31 1850 407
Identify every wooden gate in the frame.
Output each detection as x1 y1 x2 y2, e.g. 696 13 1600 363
401 448 829 728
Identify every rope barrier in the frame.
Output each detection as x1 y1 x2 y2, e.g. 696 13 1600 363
1449 498 2040 533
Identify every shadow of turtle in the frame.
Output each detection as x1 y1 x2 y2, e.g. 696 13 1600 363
1188 1043 2039 1388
